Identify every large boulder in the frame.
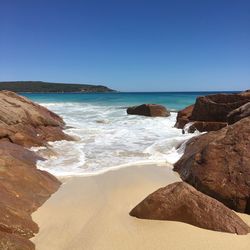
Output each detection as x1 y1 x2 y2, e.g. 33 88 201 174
174 104 194 129
127 104 170 117
174 117 250 214
0 90 72 147
187 121 227 133
0 91 71 249
130 182 250 234
227 102 250 124
0 141 61 249
190 93 250 122
175 91 250 132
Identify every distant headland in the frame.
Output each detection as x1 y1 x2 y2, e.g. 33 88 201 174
0 81 115 93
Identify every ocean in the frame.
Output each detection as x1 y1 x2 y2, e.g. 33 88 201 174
23 91 235 176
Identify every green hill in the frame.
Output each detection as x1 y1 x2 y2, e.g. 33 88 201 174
0 81 115 93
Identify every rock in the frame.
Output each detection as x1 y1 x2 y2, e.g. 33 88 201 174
227 102 250 124
127 104 170 117
187 121 227 133
174 104 194 129
0 231 35 250
174 117 250 214
0 141 61 249
0 91 72 248
175 92 250 132
0 90 73 147
240 89 250 96
130 182 250 234
190 93 250 122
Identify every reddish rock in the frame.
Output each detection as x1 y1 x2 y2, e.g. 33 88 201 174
130 182 250 234
0 141 61 249
227 102 250 125
0 90 73 147
127 104 170 117
0 91 72 248
175 92 250 132
174 117 250 214
174 104 194 129
187 121 227 133
0 231 35 250
190 93 250 122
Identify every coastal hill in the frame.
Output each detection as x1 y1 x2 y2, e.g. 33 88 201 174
0 81 115 93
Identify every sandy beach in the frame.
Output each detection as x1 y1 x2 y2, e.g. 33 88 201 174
32 163 250 250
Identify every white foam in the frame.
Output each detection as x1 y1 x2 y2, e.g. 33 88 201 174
32 102 199 177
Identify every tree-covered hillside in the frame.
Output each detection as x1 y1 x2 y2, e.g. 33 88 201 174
0 81 115 93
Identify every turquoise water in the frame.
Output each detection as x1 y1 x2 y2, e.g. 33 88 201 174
23 91 237 110
28 91 236 176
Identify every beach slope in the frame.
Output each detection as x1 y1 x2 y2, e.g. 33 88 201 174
32 164 250 250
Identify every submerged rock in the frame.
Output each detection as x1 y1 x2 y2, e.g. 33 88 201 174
127 104 170 117
174 117 250 214
130 182 250 234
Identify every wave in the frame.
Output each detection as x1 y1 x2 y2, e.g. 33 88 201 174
31 102 199 177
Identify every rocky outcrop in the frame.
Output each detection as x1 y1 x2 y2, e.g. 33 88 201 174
187 121 228 133
127 104 170 117
130 182 250 234
0 91 72 249
175 91 250 132
190 93 250 122
227 102 250 124
174 104 193 129
174 117 250 214
0 90 72 147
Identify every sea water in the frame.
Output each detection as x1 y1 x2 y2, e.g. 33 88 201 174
23 92 233 176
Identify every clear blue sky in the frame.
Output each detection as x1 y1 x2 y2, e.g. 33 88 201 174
0 0 249 91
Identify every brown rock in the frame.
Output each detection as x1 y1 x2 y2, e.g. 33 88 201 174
130 182 250 234
127 104 170 117
174 104 194 129
174 117 250 214
0 231 35 250
227 102 250 124
190 93 250 122
175 92 250 132
0 90 73 147
0 140 61 248
0 91 72 248
187 121 227 133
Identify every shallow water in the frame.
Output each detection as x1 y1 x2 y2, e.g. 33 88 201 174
25 92 233 176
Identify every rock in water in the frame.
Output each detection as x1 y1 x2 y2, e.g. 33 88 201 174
127 104 170 117
190 93 250 122
174 104 194 129
175 91 250 132
130 182 250 234
174 117 250 214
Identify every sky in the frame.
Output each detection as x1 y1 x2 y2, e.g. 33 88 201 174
0 0 249 91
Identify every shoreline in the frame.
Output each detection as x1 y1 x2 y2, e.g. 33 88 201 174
32 163 250 250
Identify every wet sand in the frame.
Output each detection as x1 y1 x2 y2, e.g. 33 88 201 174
32 163 250 250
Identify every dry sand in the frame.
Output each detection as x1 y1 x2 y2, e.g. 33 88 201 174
32 163 250 250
